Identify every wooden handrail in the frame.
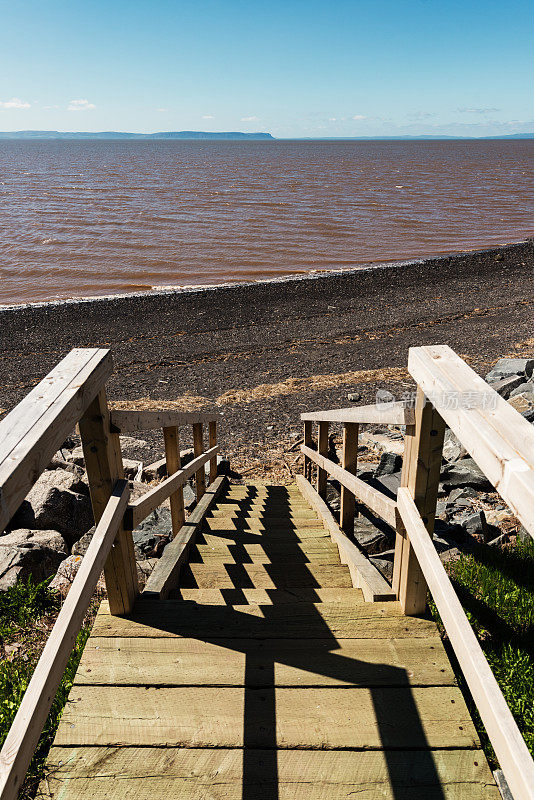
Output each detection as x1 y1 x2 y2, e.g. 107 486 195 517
409 344 534 540
301 401 414 426
300 444 396 527
125 445 219 529
0 348 113 532
397 487 534 800
110 409 220 433
0 480 129 800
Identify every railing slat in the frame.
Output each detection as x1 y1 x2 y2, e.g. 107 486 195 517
301 444 396 527
409 345 534 540
0 480 129 800
192 422 206 501
0 349 113 532
125 445 219 529
397 487 534 800
301 402 414 426
163 426 185 538
110 409 220 433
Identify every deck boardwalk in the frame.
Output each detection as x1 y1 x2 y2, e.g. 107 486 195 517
45 482 499 799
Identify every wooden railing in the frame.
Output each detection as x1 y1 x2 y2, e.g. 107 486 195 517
300 344 534 800
0 349 221 800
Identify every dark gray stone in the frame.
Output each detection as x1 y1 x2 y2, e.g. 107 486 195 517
369 555 394 582
375 452 402 476
490 374 527 399
441 458 493 492
353 520 391 555
132 507 173 559
509 381 534 398
485 358 534 383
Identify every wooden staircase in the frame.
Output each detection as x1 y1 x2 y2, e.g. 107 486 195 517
45 481 498 799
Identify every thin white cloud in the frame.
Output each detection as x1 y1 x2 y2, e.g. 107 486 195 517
202 114 214 119
352 114 366 120
241 115 259 122
0 97 31 110
43 104 60 110
67 99 96 112
156 108 168 112
328 117 337 122
457 107 500 114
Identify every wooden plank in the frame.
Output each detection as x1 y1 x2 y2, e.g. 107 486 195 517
208 420 217 483
125 445 219 529
192 422 206 501
194 540 340 561
296 475 395 602
180 561 353 589
194 549 341 564
317 421 329 498
91 600 438 639
80 390 139 615
397 487 534 800
201 526 331 541
301 401 415 426
340 422 358 534
394 387 445 615
53 685 478 749
301 446 396 527
303 419 313 481
409 344 534 540
45 746 500 800
163 426 185 538
210 507 317 518
0 348 112 532
204 519 329 533
109 409 220 433
171 587 365 604
74 634 455 686
0 481 129 800
143 475 227 599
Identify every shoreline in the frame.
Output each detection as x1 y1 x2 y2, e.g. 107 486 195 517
1 238 533 478
0 238 530 313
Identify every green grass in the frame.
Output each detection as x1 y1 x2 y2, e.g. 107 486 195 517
433 537 534 768
0 579 91 799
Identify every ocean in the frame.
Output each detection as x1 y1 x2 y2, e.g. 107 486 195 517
1 138 532 305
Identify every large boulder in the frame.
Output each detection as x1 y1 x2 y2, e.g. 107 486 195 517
0 529 68 590
440 458 493 492
442 430 467 463
9 469 93 546
485 358 534 384
133 508 173 559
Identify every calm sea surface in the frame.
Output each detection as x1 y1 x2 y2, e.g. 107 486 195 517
0 139 533 306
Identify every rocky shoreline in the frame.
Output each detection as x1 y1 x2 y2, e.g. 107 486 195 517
1 354 532 593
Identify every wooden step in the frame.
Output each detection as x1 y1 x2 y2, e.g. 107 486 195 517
92 600 438 640
203 519 329 535
54 684 479 749
179 561 352 588
46 746 501 800
206 515 324 528
192 542 340 564
75 633 455 687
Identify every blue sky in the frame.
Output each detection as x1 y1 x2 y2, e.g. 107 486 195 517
1 0 533 137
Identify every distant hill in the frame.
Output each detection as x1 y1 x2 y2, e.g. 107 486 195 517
0 130 275 140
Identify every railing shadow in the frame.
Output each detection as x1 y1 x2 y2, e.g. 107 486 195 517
144 484 447 799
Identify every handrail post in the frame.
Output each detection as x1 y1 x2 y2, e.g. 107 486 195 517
317 421 329 499
303 421 313 480
192 422 206 501
79 388 139 615
163 426 185 538
393 387 445 615
209 420 217 483
340 422 358 535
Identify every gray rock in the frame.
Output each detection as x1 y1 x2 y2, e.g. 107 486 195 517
132 507 173 559
442 430 467 463
375 471 401 497
9 469 93 545
48 554 84 593
441 458 493 492
67 446 86 466
369 555 394 582
183 483 196 509
354 520 391 555
490 374 527 399
118 436 150 458
122 458 143 480
375 452 402 476
509 381 534 399
348 392 362 402
485 358 534 383
0 529 68 590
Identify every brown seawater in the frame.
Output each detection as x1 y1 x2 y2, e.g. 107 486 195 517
0 139 532 305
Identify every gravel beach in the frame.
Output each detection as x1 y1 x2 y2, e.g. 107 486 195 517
1 240 533 476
